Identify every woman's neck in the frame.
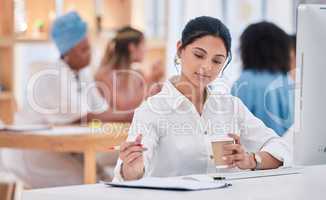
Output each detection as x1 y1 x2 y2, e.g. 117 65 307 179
174 75 206 114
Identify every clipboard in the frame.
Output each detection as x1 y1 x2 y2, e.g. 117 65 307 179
105 177 231 191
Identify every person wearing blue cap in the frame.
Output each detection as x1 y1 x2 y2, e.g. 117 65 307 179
27 11 109 125
51 11 91 72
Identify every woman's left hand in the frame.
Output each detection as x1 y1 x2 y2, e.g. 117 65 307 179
222 133 256 170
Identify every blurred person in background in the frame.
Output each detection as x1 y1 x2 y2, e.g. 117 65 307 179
22 11 108 125
1 11 109 188
95 26 165 122
231 22 294 136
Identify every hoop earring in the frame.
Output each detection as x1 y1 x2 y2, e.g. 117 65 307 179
174 54 181 65
174 55 181 74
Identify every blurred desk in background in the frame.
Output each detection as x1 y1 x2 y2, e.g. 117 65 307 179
0 92 16 124
0 123 129 184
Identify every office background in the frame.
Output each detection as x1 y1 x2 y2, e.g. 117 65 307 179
7 0 324 109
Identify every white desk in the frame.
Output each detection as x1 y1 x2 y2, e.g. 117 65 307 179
22 165 326 200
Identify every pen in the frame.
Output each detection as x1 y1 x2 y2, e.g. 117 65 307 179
108 144 147 151
213 176 226 180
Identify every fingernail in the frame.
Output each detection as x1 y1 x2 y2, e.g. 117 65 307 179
222 156 227 161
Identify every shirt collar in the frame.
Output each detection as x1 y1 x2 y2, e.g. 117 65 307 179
160 77 185 110
161 76 211 110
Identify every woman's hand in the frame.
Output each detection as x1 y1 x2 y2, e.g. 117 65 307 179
222 133 256 170
119 134 147 180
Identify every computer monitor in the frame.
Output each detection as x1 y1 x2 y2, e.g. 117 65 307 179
294 4 326 165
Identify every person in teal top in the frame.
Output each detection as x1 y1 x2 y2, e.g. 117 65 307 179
231 22 294 136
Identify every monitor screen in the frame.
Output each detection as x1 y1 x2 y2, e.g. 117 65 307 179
294 4 326 165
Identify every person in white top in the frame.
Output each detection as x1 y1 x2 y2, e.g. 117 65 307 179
25 60 108 125
24 11 108 124
1 12 109 188
113 16 292 181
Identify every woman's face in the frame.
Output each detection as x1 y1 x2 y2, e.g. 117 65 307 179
178 35 227 89
65 37 91 71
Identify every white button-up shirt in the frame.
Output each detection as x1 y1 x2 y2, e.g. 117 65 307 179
25 60 108 125
113 77 292 181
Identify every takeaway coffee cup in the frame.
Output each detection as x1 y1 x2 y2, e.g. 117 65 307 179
211 137 235 168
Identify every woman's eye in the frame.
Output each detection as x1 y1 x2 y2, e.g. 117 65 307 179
213 60 222 64
194 54 204 58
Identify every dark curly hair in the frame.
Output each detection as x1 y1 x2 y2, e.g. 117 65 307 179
177 16 232 70
240 22 290 74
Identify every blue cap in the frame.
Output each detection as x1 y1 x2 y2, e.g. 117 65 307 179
51 11 87 55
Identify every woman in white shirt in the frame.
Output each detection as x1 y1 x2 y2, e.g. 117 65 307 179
113 16 292 181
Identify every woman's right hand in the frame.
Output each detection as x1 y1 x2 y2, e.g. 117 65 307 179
120 134 147 180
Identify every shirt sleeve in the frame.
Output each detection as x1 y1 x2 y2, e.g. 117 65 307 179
235 97 293 167
112 102 159 182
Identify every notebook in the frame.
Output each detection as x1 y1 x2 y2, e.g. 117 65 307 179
105 177 231 191
1 124 52 132
31 126 103 136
